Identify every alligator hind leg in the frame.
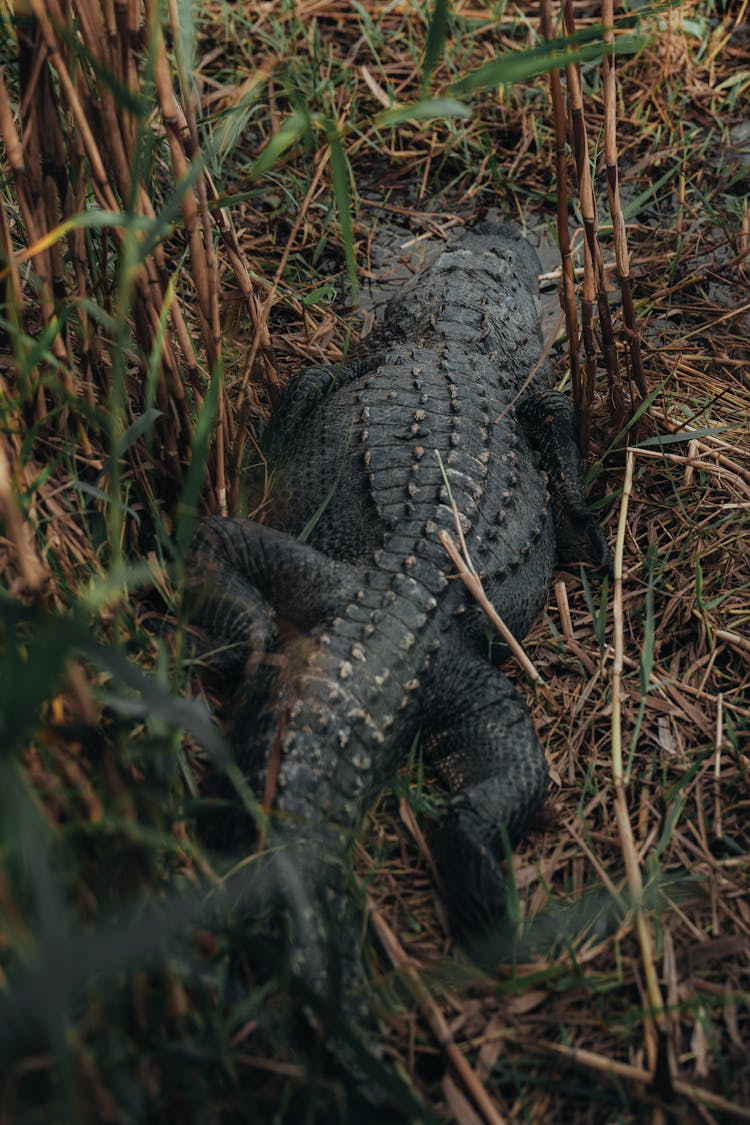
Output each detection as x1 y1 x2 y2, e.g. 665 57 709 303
422 654 549 944
519 388 612 570
187 517 358 663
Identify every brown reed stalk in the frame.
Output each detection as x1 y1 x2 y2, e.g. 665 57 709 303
0 434 47 593
556 36 597 451
228 149 331 510
540 0 582 423
512 1037 750 1121
0 70 31 331
0 189 23 330
611 450 668 1073
601 0 646 399
151 22 214 358
2 1 273 510
368 896 507 1125
3 23 70 399
166 0 228 514
439 529 548 693
562 1 624 437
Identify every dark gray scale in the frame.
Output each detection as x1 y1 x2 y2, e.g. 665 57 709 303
361 603 418 656
379 579 435 634
361 445 420 473
436 309 494 345
385 548 448 597
376 531 428 558
364 438 449 527
324 616 378 649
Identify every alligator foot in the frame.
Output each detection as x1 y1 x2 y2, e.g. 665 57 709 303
519 388 612 572
423 654 549 960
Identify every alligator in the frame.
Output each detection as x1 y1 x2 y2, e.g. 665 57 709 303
188 223 611 1016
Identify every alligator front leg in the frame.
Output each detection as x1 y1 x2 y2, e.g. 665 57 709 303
264 364 346 442
422 653 548 949
264 352 384 450
519 388 612 570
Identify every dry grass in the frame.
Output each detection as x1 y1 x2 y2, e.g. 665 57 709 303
0 1 748 1121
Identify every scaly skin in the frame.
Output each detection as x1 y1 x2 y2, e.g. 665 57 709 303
189 223 611 1013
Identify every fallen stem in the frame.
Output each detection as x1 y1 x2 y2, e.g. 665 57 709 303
368 897 506 1125
438 529 548 693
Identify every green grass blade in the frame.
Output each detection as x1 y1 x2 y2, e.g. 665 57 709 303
378 96 471 126
327 127 359 302
116 408 163 458
175 365 222 559
250 109 309 180
451 29 649 96
422 0 450 92
635 425 733 448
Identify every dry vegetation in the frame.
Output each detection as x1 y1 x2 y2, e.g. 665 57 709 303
0 1 748 1122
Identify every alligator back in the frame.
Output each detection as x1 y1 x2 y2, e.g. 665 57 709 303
260 226 556 643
